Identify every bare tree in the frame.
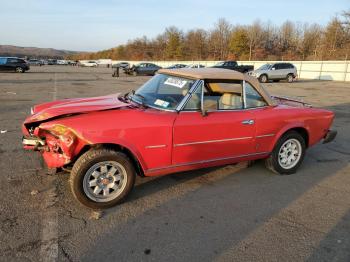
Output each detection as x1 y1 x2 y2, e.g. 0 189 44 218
209 18 231 60
247 20 263 60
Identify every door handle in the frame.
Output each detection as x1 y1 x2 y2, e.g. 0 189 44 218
242 119 255 125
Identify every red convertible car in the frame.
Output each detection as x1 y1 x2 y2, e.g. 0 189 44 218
22 68 337 209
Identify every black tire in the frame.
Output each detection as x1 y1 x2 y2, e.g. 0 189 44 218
265 131 306 175
259 74 268 83
70 148 136 209
287 73 294 83
15 67 24 73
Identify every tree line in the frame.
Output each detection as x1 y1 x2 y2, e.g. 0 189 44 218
68 10 350 61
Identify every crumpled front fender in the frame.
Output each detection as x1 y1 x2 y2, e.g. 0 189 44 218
31 123 90 168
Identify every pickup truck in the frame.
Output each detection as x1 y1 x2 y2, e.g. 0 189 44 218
211 60 253 73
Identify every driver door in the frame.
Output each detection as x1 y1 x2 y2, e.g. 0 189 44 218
172 81 256 165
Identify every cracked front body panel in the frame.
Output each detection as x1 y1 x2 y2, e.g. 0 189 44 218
23 123 90 168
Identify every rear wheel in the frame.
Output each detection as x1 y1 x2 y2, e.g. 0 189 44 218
70 148 136 209
15 67 24 73
287 73 294 83
265 131 306 175
259 74 268 83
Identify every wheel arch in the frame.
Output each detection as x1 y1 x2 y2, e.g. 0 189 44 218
73 143 145 177
271 125 309 152
259 73 268 82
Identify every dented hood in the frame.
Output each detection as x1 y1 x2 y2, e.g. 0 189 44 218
25 93 130 124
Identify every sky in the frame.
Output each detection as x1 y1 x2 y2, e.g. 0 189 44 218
0 0 348 52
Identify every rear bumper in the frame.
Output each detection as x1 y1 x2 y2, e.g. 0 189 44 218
323 129 337 144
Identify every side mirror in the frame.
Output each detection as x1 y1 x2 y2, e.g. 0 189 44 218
201 100 212 117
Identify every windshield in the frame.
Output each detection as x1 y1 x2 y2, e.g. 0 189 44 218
258 64 272 70
131 74 196 110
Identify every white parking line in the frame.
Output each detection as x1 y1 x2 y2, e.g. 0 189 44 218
40 187 58 262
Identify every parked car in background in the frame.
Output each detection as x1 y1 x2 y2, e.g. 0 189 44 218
22 68 336 209
125 63 161 76
185 64 205 68
165 64 187 69
67 60 77 66
0 57 30 73
47 59 57 65
80 61 98 67
27 59 44 66
112 62 130 68
211 60 253 73
57 60 69 65
249 63 297 83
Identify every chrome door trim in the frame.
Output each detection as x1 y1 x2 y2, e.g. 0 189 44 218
243 80 247 108
147 151 270 172
174 136 253 147
145 145 167 149
256 134 275 138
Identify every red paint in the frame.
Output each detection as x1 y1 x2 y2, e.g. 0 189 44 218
22 93 335 176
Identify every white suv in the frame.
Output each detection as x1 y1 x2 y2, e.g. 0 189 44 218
249 63 297 83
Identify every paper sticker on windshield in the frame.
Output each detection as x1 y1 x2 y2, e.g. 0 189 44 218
154 99 170 108
164 77 187 88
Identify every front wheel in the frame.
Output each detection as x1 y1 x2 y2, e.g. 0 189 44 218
70 149 136 209
265 131 306 175
259 74 268 83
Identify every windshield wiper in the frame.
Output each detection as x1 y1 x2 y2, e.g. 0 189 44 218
130 90 148 108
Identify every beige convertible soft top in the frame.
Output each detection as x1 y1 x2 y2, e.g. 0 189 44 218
158 68 275 105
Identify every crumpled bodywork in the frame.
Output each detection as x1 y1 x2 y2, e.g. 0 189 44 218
23 122 91 168
22 93 132 168
25 93 129 124
39 123 90 167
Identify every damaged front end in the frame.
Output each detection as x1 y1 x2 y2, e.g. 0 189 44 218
22 123 88 169
22 93 131 170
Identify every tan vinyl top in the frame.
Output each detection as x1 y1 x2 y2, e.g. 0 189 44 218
158 68 275 105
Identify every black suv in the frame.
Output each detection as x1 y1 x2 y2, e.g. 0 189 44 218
0 57 30 73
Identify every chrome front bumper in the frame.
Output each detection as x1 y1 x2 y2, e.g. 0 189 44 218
22 136 46 150
323 130 337 144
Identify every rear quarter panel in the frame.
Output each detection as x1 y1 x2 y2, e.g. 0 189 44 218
253 105 334 153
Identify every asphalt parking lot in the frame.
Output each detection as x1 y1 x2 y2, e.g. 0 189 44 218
0 66 349 262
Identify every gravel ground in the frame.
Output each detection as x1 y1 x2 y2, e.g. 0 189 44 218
0 66 349 262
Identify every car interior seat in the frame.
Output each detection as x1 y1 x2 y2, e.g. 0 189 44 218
218 93 243 109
